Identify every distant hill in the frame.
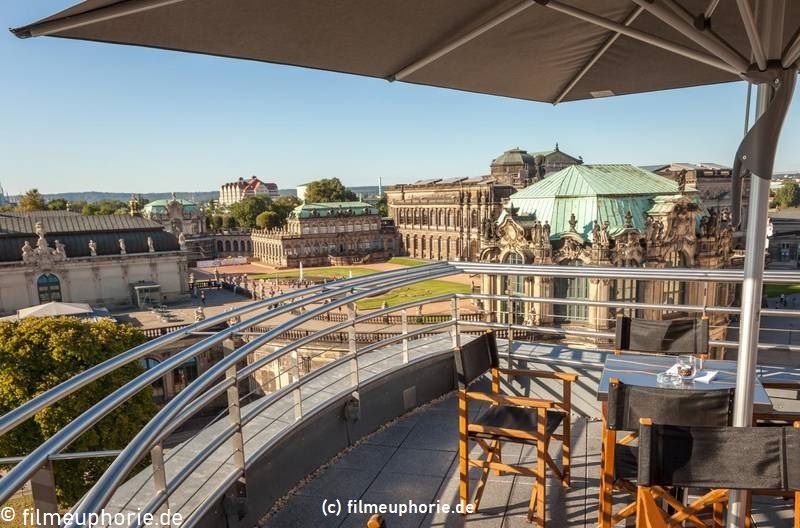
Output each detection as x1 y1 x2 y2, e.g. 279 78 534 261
7 186 379 203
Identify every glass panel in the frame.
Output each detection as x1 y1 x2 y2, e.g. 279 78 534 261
553 260 588 323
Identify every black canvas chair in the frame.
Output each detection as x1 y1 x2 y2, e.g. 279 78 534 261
599 379 734 528
454 330 577 527
634 421 800 528
614 314 709 356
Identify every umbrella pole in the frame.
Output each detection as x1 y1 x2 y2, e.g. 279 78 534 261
729 3 791 525
727 83 772 527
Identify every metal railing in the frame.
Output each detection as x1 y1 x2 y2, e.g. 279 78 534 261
0 262 798 527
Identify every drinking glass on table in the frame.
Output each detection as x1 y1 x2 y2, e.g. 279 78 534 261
677 355 696 378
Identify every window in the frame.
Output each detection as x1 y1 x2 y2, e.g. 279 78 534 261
553 260 588 323
37 274 62 303
663 251 687 311
139 357 166 401
500 253 526 323
613 262 643 318
173 358 198 393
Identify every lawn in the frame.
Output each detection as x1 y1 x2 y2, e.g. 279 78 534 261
388 257 429 267
765 283 800 297
248 267 377 281
355 279 471 310
1 494 34 528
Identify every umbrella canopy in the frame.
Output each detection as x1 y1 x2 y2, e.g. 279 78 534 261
16 301 93 319
9 1 800 103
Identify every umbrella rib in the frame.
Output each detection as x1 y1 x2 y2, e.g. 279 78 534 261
391 0 535 81
11 0 186 39
704 0 721 20
553 5 644 104
782 30 800 68
540 0 739 75
735 0 767 71
632 0 749 73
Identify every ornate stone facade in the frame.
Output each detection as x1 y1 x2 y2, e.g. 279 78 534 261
479 164 737 349
252 202 399 267
386 146 582 261
141 193 206 235
0 211 189 315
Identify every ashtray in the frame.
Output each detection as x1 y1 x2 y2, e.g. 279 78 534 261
656 372 682 386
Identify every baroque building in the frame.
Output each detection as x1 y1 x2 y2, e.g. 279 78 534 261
219 175 279 207
0 211 189 314
386 146 582 261
252 201 399 268
479 164 736 349
140 193 206 235
648 162 735 211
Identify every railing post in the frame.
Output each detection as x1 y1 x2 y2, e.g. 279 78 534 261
348 302 359 388
451 297 460 350
401 309 409 364
150 443 169 524
222 338 247 490
30 460 58 528
507 291 513 361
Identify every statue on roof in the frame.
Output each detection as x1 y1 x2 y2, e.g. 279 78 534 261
624 210 634 229
119 238 127 255
178 232 187 251
542 221 551 244
35 221 45 238
21 241 34 263
532 220 542 246
568 212 578 232
128 195 140 216
171 191 178 202
147 236 155 252
676 170 687 194
53 240 66 260
592 221 601 245
88 240 97 256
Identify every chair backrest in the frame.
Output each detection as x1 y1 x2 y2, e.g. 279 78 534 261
615 315 709 355
453 331 499 389
637 423 800 490
607 380 734 431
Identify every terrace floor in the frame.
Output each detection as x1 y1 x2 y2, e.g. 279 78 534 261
263 394 795 528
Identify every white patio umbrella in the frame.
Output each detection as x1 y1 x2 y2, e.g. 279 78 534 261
16 301 94 319
11 1 800 525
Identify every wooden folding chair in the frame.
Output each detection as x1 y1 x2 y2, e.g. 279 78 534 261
614 314 709 356
454 331 577 527
599 379 734 528
634 420 800 528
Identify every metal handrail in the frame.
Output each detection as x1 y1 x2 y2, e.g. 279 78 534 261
0 263 453 508
2 261 800 525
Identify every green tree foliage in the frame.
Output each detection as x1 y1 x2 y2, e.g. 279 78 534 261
223 215 239 230
46 198 69 211
17 189 47 212
81 200 127 216
270 196 301 225
229 196 270 229
212 215 224 231
774 181 800 209
304 178 357 203
256 210 280 229
0 318 157 505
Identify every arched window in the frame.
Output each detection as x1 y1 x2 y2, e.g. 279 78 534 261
217 240 223 253
37 274 62 303
225 240 231 252
663 250 687 312
139 357 166 401
471 210 479 229
553 260 588 323
613 261 643 318
246 240 252 252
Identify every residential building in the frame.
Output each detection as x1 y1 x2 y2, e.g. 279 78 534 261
219 175 279 207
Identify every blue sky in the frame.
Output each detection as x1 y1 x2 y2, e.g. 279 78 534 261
2 1 800 195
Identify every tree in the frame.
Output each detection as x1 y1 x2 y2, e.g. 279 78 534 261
229 196 270 229
256 210 280 229
269 196 301 225
82 200 127 216
223 215 239 230
212 215 224 231
47 198 69 211
304 178 357 203
17 189 47 212
774 181 800 209
0 318 157 505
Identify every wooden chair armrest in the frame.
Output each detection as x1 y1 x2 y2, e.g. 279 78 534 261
465 390 554 409
498 368 578 382
761 381 800 390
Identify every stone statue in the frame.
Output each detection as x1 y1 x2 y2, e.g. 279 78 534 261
592 221 601 245
54 240 66 259
21 241 34 263
35 221 45 238
624 210 634 229
88 239 97 256
36 234 49 254
644 216 655 242
147 236 155 252
194 306 206 322
676 170 687 193
568 213 578 232
128 195 140 216
599 221 610 247
542 221 551 243
119 238 127 255
532 220 542 246
178 232 187 251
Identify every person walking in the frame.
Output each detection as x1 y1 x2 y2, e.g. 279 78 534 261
200 290 206 306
